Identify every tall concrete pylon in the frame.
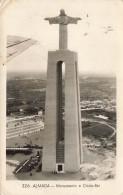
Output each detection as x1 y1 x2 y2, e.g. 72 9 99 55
42 9 83 172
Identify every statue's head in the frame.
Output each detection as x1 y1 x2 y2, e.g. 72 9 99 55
60 9 66 16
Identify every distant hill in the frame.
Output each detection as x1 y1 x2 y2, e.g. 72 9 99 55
7 72 116 115
79 76 116 100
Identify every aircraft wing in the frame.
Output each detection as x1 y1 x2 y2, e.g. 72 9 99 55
7 35 38 62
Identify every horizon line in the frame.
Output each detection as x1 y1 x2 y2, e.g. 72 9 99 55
7 70 116 77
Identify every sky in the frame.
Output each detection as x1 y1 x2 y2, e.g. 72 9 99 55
4 0 123 75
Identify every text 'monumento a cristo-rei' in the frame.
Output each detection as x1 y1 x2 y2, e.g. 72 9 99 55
42 9 83 173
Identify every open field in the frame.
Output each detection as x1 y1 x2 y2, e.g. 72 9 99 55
83 123 113 137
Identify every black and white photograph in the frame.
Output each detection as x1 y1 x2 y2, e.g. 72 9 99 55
0 0 123 194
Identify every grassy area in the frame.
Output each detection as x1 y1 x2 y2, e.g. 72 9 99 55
82 121 98 128
83 123 113 137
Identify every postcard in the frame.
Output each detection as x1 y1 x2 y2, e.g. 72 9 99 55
0 0 123 194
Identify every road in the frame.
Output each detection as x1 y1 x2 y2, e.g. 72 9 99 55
7 115 38 123
7 119 44 139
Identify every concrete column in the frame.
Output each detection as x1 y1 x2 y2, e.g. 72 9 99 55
42 52 58 172
59 25 68 50
64 56 80 172
75 61 83 164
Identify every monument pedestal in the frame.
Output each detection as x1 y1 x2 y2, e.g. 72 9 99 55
42 50 83 172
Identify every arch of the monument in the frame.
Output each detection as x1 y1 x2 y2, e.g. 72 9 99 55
56 61 65 167
56 60 65 143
